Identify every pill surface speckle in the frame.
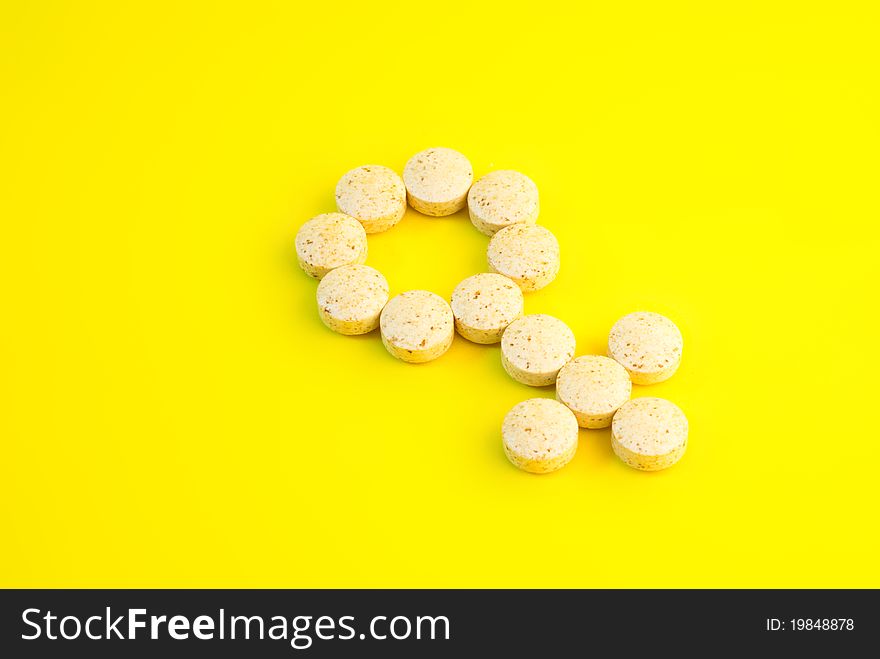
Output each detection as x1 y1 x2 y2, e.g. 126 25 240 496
403 147 473 217
556 355 632 428
501 314 576 386
295 212 368 279
335 165 406 234
450 273 524 344
468 170 539 236
608 311 683 384
611 397 688 471
487 223 560 292
502 398 579 474
316 265 389 335
380 290 454 363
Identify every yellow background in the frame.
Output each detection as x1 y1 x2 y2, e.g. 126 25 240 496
2 2 878 588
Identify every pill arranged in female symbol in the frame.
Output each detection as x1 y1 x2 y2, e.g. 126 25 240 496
293 147 689 475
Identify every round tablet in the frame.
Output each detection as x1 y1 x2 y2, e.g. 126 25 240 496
335 165 406 234
502 398 579 474
556 355 632 428
501 314 576 386
608 311 683 384
487 224 560 292
611 397 688 471
450 273 524 344
295 212 368 279
380 290 454 363
467 170 539 236
316 265 389 336
403 147 473 216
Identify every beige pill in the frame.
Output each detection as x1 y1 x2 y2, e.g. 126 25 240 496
335 165 406 234
450 273 524 344
403 147 473 216
380 290 454 363
468 170 539 236
502 398 579 474
608 311 683 384
556 355 632 429
316 265 389 336
501 314 576 386
611 397 688 471
487 224 560 292
295 212 368 279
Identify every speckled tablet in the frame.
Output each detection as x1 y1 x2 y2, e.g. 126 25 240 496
316 265 389 335
403 147 473 216
450 273 524 344
335 165 406 234
608 311 683 384
487 224 560 292
295 212 368 279
467 170 539 236
611 397 688 471
502 398 579 474
556 355 632 428
380 290 454 363
501 314 576 386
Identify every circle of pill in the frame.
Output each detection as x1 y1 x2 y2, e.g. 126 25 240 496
450 273 524 344
501 314 576 386
608 311 683 384
295 212 368 279
403 147 474 217
556 355 632 429
335 165 407 234
487 223 560 292
316 264 389 336
380 290 454 363
467 170 539 236
502 398 579 474
611 397 688 471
